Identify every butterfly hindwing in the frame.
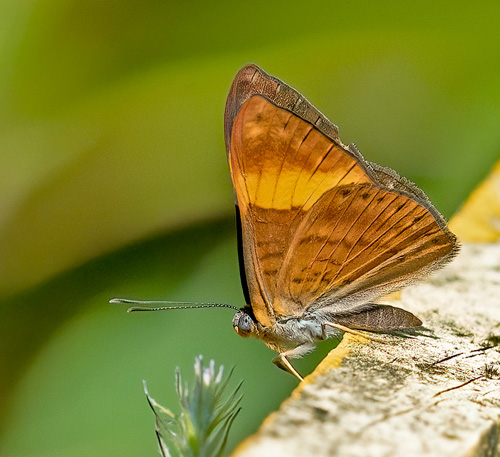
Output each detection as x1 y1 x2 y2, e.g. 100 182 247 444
276 183 457 316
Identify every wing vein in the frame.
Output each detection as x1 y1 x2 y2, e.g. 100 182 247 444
288 126 314 207
303 187 364 291
327 188 381 283
332 220 438 289
271 113 301 207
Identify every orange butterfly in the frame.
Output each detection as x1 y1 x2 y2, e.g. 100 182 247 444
113 65 459 381
225 65 458 380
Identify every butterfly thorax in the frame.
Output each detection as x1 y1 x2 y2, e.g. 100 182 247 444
232 308 343 355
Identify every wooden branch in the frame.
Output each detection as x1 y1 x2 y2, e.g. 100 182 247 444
232 243 500 457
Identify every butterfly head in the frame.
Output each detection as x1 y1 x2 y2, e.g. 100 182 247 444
232 307 258 338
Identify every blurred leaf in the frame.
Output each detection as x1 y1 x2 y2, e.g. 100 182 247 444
450 161 500 242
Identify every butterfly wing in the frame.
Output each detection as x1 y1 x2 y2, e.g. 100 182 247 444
224 64 459 326
276 181 458 315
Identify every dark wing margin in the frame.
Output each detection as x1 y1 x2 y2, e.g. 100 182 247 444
235 204 251 306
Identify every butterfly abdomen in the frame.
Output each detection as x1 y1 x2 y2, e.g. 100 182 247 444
325 303 423 331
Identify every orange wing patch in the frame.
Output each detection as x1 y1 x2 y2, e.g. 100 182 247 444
229 97 372 212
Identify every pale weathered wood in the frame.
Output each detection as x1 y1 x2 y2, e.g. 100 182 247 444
232 243 500 457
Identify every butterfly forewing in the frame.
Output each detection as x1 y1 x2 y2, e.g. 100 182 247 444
225 64 459 326
228 97 373 325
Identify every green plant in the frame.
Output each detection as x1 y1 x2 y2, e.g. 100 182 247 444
144 356 243 457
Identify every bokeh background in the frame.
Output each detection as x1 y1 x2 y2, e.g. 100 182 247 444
1 1 499 456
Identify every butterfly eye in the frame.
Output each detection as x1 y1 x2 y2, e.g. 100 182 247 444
232 311 254 337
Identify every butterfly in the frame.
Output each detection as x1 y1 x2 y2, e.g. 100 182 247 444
112 64 459 381
225 64 459 380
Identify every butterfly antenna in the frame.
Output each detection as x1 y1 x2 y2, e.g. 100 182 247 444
109 298 240 312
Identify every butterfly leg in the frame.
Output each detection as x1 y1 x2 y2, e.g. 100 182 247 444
273 353 304 382
325 322 387 343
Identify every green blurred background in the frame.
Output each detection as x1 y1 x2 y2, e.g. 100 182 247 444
1 1 499 456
